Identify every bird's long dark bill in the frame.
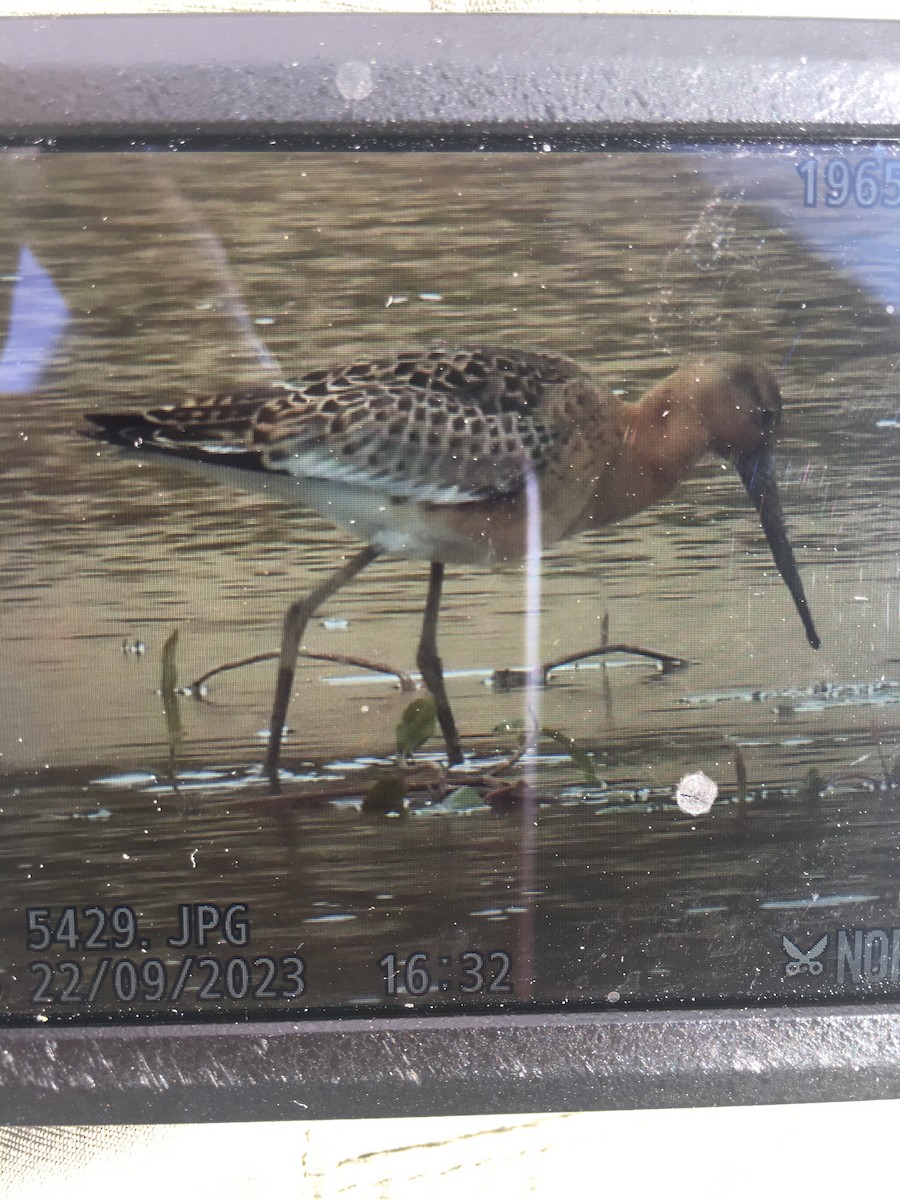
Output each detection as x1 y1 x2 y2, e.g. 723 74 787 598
735 449 820 650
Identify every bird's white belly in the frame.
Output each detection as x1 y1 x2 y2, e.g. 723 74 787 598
145 454 498 565
284 475 488 563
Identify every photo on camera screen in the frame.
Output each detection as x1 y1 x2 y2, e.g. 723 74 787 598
0 145 897 1018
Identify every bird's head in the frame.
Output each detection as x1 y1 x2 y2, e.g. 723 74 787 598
660 354 819 650
676 355 784 462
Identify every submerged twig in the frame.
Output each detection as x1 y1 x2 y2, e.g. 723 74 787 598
492 643 689 690
190 648 415 694
541 643 688 679
303 651 416 693
281 740 537 807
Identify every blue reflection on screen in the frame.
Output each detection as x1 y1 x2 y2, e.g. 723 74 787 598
0 244 69 394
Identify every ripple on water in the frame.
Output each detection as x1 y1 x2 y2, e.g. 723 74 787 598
760 893 880 910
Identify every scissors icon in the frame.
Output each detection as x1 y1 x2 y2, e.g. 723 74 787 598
782 934 828 976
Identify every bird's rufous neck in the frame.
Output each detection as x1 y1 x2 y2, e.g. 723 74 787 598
626 381 713 480
588 386 712 525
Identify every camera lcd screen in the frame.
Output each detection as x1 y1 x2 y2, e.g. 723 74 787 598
1 144 897 1022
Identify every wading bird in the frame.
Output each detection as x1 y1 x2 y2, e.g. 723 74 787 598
88 348 819 776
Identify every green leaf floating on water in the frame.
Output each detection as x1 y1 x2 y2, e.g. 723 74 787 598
396 696 437 757
541 727 602 784
443 786 484 811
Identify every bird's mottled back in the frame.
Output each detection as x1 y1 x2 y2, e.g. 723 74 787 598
290 346 582 413
88 347 589 504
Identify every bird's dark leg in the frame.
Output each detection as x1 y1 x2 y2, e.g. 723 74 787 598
416 561 463 766
265 545 380 782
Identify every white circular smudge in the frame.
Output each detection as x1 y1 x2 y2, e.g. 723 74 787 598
335 61 374 101
675 771 718 816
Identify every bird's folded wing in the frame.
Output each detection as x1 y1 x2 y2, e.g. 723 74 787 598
89 348 582 505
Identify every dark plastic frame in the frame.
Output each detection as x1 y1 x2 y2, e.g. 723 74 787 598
3 12 900 137
2 13 900 1122
4 1007 900 1123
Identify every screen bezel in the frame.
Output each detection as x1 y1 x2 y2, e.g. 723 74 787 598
2 11 900 1122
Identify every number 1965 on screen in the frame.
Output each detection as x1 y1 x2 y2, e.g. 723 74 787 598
797 155 900 208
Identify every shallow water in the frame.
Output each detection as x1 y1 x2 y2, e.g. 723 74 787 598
1 148 899 1017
